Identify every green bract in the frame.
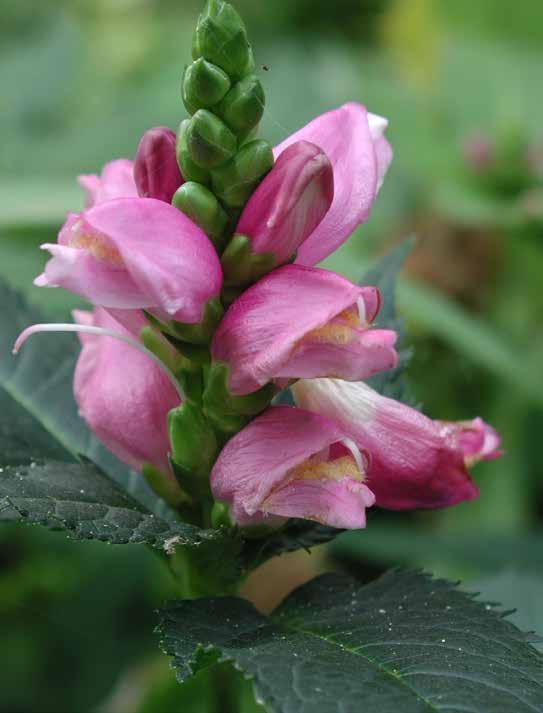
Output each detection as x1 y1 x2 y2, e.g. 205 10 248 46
211 139 274 208
217 74 265 138
182 58 232 114
186 109 238 169
172 182 229 249
176 119 211 185
192 0 254 80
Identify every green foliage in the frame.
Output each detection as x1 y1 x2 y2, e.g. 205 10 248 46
362 238 415 401
159 570 543 713
331 522 543 577
0 460 218 549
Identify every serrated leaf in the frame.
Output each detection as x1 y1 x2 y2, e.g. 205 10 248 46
241 519 340 570
0 459 218 549
159 570 543 713
362 238 415 401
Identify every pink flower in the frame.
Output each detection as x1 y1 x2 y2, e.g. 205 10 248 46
134 126 183 203
212 264 398 395
210 406 375 529
35 198 223 325
78 159 138 208
72 308 180 475
292 379 502 510
234 141 334 265
273 103 392 266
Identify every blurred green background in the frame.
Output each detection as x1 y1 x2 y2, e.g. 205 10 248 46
1 0 543 710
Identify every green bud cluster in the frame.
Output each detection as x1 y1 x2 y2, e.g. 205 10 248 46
143 2 280 528
174 0 273 250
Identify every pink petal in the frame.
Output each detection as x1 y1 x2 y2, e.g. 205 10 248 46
134 126 183 203
292 379 485 510
73 308 179 475
275 328 397 382
39 198 222 323
274 104 392 266
211 406 344 518
261 477 375 529
212 264 396 395
78 159 138 208
236 141 334 264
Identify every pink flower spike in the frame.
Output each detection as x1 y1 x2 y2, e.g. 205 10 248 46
36 197 223 324
211 264 398 395
292 379 502 511
134 126 183 203
210 406 375 529
235 141 334 265
274 103 392 266
78 159 138 208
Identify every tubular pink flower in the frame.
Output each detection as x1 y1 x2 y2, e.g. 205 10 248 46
134 126 183 203
35 198 223 324
13 309 181 475
235 141 334 264
211 264 398 395
292 379 502 511
273 103 392 266
210 406 375 529
78 159 138 208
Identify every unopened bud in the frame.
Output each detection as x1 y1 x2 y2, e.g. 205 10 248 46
172 182 229 249
192 0 255 81
211 139 273 208
176 120 211 185
220 234 276 287
186 109 237 169
168 403 218 483
202 362 276 436
182 58 232 115
171 298 224 345
217 75 265 139
134 127 183 203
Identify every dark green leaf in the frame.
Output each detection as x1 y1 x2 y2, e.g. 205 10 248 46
362 238 415 401
159 570 543 713
241 519 340 570
0 459 219 548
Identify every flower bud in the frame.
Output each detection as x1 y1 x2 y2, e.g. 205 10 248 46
192 0 255 81
186 109 238 169
176 120 211 185
182 58 232 115
134 127 183 203
211 139 273 208
168 403 218 484
216 75 265 139
172 182 229 249
202 362 276 436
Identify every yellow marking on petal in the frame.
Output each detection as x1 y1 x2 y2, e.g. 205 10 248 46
302 308 362 346
304 323 355 345
289 455 364 482
70 221 124 266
